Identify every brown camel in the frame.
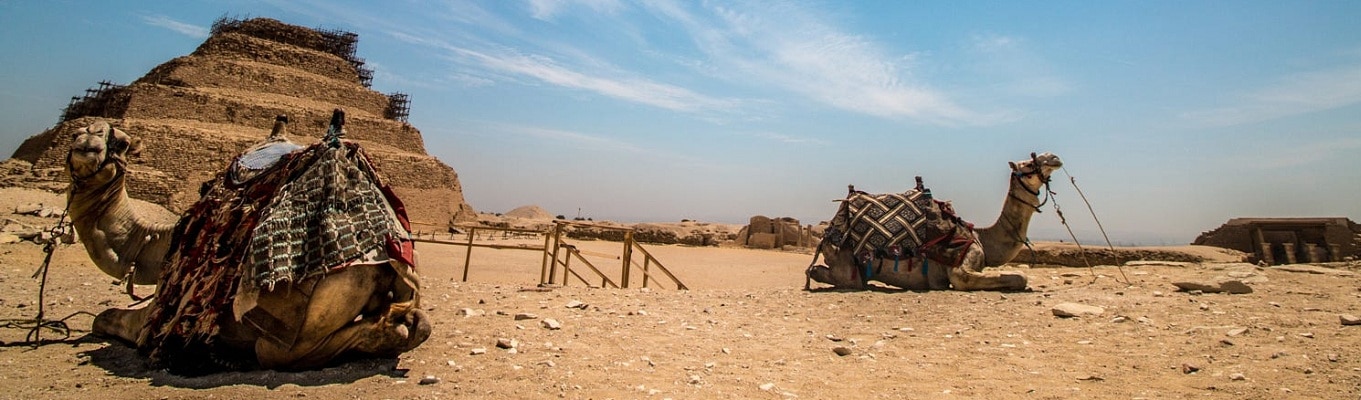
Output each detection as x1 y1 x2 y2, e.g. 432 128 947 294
67 117 430 374
806 152 1063 291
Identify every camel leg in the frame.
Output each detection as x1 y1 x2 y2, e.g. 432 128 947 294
946 246 1027 291
254 264 429 370
805 264 866 290
94 305 155 344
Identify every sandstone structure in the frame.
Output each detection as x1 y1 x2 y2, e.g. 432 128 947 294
1194 217 1360 264
735 216 819 250
3 17 474 230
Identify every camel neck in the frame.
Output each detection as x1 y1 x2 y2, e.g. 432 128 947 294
975 177 1043 267
68 167 175 285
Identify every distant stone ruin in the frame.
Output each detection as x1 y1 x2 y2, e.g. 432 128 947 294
1194 217 1360 264
4 17 474 230
735 216 820 250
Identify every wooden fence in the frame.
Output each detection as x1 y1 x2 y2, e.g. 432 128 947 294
410 221 688 290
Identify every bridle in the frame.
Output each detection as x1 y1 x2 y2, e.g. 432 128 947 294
1008 153 1053 213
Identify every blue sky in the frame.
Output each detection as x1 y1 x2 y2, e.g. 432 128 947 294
2 1 1360 245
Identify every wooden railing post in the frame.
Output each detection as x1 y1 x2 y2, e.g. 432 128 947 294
539 227 552 285
621 231 634 288
461 227 475 282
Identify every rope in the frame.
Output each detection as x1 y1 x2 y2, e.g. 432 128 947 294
1047 186 1098 281
0 203 98 347
1063 167 1130 284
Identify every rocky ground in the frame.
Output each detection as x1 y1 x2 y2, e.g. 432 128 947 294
1 188 1359 399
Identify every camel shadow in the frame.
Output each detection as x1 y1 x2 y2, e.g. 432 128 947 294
79 335 407 389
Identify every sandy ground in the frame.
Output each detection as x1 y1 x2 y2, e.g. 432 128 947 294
1 188 1359 399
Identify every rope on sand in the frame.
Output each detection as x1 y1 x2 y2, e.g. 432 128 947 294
0 201 98 347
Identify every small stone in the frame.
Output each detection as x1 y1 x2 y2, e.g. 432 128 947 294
542 318 562 330
514 313 538 320
832 347 852 356
688 375 702 384
1110 316 1128 323
1052 303 1105 318
418 376 440 385
470 348 487 355
564 300 586 309
446 360 457 367
1229 373 1246 381
1226 328 1248 336
497 338 518 349
1171 279 1253 294
1340 314 1361 326
825 334 844 342
460 308 485 317
759 383 777 391
1181 363 1200 374
540 360 556 367
1327 354 1339 362
1299 332 1314 339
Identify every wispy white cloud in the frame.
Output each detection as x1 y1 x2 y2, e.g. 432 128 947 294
528 0 623 21
640 1 1004 126
746 131 828 145
413 37 744 114
140 15 208 38
967 33 1073 99
498 123 645 154
1183 64 1361 126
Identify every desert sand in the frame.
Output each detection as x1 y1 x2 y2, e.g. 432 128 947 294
1 187 1359 399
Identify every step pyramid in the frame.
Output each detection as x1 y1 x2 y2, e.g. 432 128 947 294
4 17 474 230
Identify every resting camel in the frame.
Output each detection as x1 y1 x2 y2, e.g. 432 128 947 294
67 116 430 374
806 152 1063 291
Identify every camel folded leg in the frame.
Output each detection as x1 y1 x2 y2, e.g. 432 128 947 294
252 263 430 370
946 246 1027 291
94 304 156 344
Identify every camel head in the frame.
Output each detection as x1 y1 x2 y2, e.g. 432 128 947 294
68 121 139 188
1007 152 1062 195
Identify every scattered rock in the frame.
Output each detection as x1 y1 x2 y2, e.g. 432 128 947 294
1171 279 1253 294
460 308 485 317
565 300 587 309
1229 373 1246 381
1125 261 1193 267
13 204 39 214
1341 314 1361 326
1075 374 1104 381
418 375 440 385
1226 328 1248 337
497 338 519 349
1273 264 1356 277
759 383 777 391
542 318 562 330
514 313 538 320
470 348 487 355
1181 363 1200 374
688 375 702 385
832 347 852 356
1052 303 1105 318
1328 354 1340 362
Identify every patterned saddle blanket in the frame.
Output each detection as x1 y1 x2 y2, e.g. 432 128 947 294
137 140 415 373
823 182 973 268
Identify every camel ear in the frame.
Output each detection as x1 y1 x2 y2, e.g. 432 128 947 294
126 135 143 158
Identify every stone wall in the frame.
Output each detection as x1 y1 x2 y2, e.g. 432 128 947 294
735 216 818 250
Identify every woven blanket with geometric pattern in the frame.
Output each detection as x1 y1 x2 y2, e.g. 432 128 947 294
247 143 410 290
136 140 414 373
823 186 969 266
